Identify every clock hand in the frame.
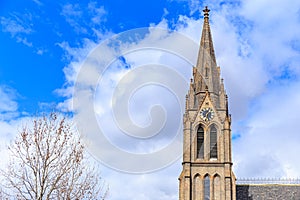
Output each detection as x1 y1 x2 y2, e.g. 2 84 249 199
206 111 209 118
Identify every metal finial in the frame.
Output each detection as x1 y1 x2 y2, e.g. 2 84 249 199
203 6 210 18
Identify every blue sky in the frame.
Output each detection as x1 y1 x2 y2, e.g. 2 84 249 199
1 0 300 199
0 0 170 113
0 0 195 113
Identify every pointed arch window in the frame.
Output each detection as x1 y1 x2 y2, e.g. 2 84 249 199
210 125 218 159
204 175 210 200
197 126 204 159
213 175 221 200
193 174 201 200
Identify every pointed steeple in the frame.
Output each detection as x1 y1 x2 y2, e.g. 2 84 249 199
197 6 216 65
179 8 235 200
192 6 221 107
193 6 222 108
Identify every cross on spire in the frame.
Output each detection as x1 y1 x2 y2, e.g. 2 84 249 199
203 6 210 18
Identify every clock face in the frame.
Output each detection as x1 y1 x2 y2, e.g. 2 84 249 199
200 107 214 121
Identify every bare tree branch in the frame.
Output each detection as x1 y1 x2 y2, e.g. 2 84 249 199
0 113 108 200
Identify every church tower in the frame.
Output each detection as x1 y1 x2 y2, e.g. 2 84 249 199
179 7 236 200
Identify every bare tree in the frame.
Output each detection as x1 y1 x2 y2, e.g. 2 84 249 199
0 113 107 200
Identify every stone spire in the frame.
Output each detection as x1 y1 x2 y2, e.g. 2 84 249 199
179 8 235 200
198 6 216 65
192 6 221 107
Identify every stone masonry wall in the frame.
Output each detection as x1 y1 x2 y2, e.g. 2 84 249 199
236 184 300 200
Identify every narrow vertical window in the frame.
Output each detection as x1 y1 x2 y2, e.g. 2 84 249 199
204 175 210 200
197 126 204 159
193 175 201 200
213 175 221 200
210 125 218 159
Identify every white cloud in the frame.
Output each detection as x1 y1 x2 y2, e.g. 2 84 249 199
61 1 107 35
0 85 23 170
88 1 107 25
0 120 17 170
205 0 300 179
57 25 196 199
0 116 32 159
0 86 17 112
0 13 34 47
16 36 33 47
0 16 32 36
233 81 300 178
56 0 300 199
36 48 47 55
32 0 42 6
102 160 181 200
61 3 87 34
187 0 201 15
0 85 19 119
